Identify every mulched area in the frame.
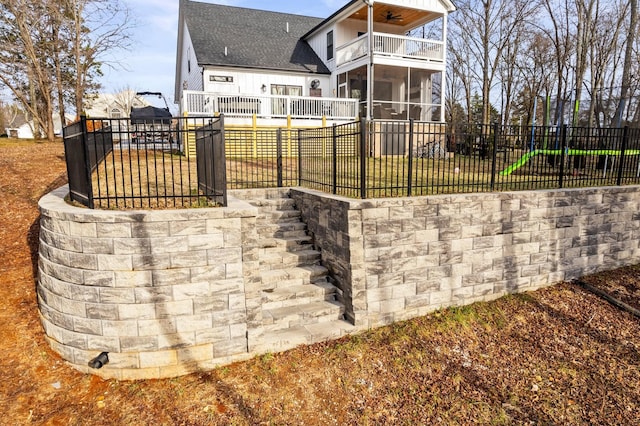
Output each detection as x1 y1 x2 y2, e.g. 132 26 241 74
0 140 639 425
580 266 640 312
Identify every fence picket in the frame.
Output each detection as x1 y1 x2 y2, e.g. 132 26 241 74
63 117 640 208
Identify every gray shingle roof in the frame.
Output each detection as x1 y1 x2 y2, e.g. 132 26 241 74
183 1 330 74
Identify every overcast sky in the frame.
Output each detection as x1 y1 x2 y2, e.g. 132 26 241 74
101 0 345 111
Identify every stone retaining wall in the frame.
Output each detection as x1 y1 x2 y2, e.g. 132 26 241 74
38 184 640 379
291 186 640 329
38 186 258 379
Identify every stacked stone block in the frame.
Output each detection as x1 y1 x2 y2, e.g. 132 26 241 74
230 188 354 351
38 186 257 379
291 186 640 329
38 184 640 379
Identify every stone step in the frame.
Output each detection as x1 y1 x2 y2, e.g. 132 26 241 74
259 249 321 270
257 217 303 229
262 300 345 333
249 198 296 211
262 281 336 310
244 193 350 346
256 209 301 221
250 320 356 354
258 235 313 251
257 224 308 239
259 265 329 289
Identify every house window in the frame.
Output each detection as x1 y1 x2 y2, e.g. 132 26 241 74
187 47 191 73
271 85 302 97
111 108 122 118
327 31 334 60
271 85 302 116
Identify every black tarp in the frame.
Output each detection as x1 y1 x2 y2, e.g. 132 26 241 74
130 106 172 124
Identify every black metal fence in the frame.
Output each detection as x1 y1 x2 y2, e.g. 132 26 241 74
295 120 640 198
225 128 298 189
196 120 227 206
63 119 114 207
298 121 364 198
62 116 226 209
63 116 640 209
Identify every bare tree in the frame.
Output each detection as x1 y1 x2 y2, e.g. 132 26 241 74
572 0 597 125
1 102 22 129
0 0 133 140
614 0 637 125
450 0 540 125
498 25 525 125
0 0 56 139
65 0 134 115
447 39 475 124
586 1 627 126
539 0 575 125
110 87 142 116
513 30 557 126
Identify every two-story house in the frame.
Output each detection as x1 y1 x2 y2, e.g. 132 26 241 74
175 0 455 127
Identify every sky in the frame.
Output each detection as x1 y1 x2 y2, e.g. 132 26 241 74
101 0 345 112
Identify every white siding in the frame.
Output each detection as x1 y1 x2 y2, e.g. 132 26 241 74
336 19 368 45
179 25 203 96
307 24 337 73
202 68 332 97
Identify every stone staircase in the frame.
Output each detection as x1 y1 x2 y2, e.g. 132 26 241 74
233 189 354 353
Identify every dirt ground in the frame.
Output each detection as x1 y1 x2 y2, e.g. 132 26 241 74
1 140 639 425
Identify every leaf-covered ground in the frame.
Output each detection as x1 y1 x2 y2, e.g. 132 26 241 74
1 139 639 425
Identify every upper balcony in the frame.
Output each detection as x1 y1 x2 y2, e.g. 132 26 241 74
330 0 451 70
336 32 444 67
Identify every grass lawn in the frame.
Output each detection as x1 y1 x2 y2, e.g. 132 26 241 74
85 144 637 208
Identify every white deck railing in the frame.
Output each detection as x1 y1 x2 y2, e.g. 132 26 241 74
182 91 359 120
336 34 369 66
336 32 445 66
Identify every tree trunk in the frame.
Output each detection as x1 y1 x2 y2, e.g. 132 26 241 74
614 0 637 125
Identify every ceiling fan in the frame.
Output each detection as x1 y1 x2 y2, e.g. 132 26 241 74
384 11 403 22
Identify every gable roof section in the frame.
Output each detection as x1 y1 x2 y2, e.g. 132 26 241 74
182 0 330 74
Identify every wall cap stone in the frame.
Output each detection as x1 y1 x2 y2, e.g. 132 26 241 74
39 185 258 222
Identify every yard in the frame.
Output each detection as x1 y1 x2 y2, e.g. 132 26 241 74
86 145 637 208
1 138 639 424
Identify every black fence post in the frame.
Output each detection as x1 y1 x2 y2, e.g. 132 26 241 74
297 128 303 187
360 118 367 199
218 115 228 207
616 126 628 186
80 116 95 209
558 124 568 188
332 124 338 195
277 128 283 187
407 119 414 196
490 123 500 191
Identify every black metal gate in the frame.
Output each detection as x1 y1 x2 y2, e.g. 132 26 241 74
196 116 227 207
63 117 114 209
